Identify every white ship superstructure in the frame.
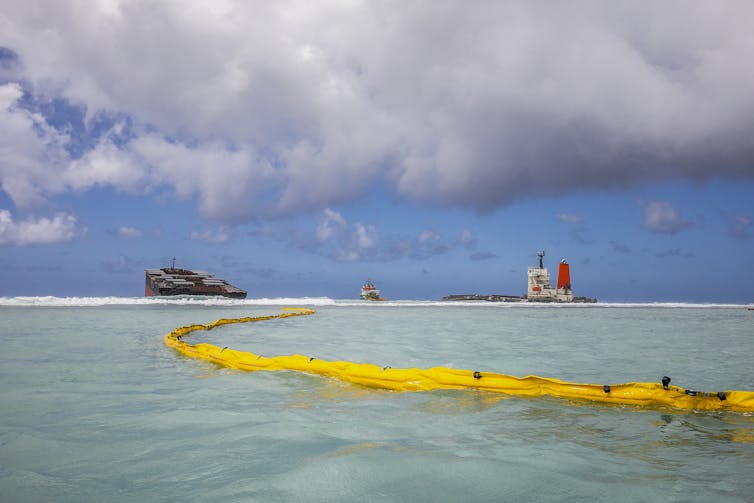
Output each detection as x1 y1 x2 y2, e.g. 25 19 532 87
526 251 573 302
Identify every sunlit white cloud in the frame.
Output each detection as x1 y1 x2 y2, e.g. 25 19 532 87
558 213 583 225
116 226 142 239
311 209 378 262
128 134 280 222
642 200 693 235
64 127 148 194
0 209 81 246
0 83 71 209
315 208 347 242
190 226 234 243
352 222 377 250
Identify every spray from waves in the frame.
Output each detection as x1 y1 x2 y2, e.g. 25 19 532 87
0 296 749 309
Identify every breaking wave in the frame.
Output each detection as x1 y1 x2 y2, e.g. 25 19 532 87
0 296 749 309
0 296 337 307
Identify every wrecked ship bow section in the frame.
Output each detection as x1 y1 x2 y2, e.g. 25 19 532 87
145 267 247 299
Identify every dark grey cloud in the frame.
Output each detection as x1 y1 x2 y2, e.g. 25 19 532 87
470 251 497 261
1 1 753 222
25 264 61 272
558 213 592 244
610 240 632 254
654 248 694 258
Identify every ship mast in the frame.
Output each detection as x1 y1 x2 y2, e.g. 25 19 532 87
537 250 545 269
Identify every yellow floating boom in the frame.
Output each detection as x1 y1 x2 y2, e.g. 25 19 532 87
164 309 754 413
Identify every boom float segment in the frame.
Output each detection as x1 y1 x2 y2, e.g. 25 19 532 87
164 309 754 413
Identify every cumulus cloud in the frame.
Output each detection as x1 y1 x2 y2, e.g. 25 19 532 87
641 200 693 234
558 213 591 243
309 208 471 262
459 228 475 247
558 214 583 226
190 226 234 243
64 128 148 194
1 2 753 222
0 209 80 245
383 228 477 261
315 208 347 242
311 209 377 261
0 82 280 222
129 134 281 222
610 240 632 254
100 255 140 273
728 214 752 240
0 83 71 209
116 226 142 239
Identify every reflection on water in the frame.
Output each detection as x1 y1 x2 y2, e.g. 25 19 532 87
415 390 511 415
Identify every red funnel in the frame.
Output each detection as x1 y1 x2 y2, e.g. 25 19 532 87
557 261 571 290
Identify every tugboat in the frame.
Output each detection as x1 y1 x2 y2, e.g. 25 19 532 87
360 279 385 301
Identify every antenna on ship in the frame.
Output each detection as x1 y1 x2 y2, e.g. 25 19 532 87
537 250 545 269
171 256 176 271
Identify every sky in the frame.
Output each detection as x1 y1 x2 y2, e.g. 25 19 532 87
1 1 753 302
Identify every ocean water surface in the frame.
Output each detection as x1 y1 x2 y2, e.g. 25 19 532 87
0 297 752 502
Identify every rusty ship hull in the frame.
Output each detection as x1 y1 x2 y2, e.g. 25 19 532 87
144 267 247 299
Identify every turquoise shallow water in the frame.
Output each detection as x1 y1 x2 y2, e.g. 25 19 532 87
0 298 752 502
